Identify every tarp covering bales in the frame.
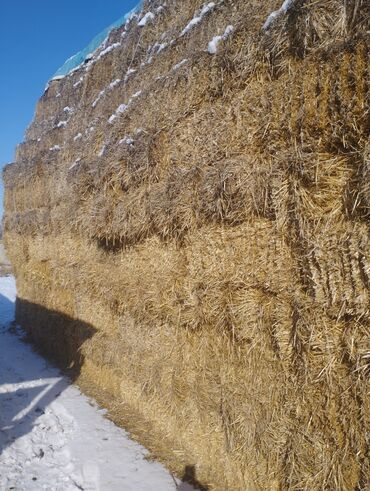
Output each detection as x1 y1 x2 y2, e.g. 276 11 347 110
52 2 142 80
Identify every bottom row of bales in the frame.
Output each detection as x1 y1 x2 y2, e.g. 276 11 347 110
6 222 369 490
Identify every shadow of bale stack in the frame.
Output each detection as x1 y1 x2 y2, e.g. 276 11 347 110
2 0 369 489
15 298 97 374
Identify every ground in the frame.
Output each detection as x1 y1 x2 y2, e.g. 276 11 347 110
0 275 193 491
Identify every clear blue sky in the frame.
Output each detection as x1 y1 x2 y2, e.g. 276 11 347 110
0 0 138 218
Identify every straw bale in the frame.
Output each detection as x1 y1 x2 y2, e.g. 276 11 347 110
3 0 369 489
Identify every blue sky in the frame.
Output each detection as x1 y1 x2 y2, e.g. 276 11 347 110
0 0 138 218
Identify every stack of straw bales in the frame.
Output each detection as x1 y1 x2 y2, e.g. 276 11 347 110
3 0 369 488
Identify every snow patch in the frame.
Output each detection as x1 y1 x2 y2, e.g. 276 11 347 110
125 10 139 28
69 158 81 171
92 90 106 108
119 136 134 145
148 42 168 60
172 59 188 71
108 92 142 124
109 78 121 89
73 77 84 88
124 68 136 83
92 78 120 109
207 25 234 54
57 121 68 129
120 128 143 142
263 0 297 30
98 145 106 157
96 42 121 61
141 56 153 67
180 2 216 36
49 145 61 152
117 103 129 113
138 11 155 27
74 133 82 141
156 42 167 53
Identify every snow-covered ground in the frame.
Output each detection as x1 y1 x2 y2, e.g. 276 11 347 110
0 275 193 491
0 243 10 267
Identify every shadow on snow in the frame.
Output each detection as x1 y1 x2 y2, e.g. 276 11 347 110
0 293 96 457
0 292 209 490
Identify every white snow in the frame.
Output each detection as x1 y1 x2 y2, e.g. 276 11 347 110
63 106 73 114
49 145 61 152
155 42 167 53
138 12 155 27
125 11 139 29
180 2 216 36
73 77 84 88
74 133 82 142
108 91 142 124
199 3 217 18
207 25 234 54
57 121 68 128
99 36 109 52
117 103 128 113
0 275 16 303
263 0 296 30
141 56 153 67
124 68 136 83
109 79 121 89
93 79 121 108
68 64 85 77
172 59 188 71
0 276 192 491
96 43 121 61
207 36 222 55
98 145 106 157
92 90 106 108
119 136 134 145
69 158 81 171
147 42 167 61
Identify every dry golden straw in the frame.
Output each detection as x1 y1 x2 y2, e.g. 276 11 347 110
3 1 369 489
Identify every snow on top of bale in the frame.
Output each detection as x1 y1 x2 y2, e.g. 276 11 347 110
180 2 216 36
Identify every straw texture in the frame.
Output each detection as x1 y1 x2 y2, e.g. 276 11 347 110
3 0 369 489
